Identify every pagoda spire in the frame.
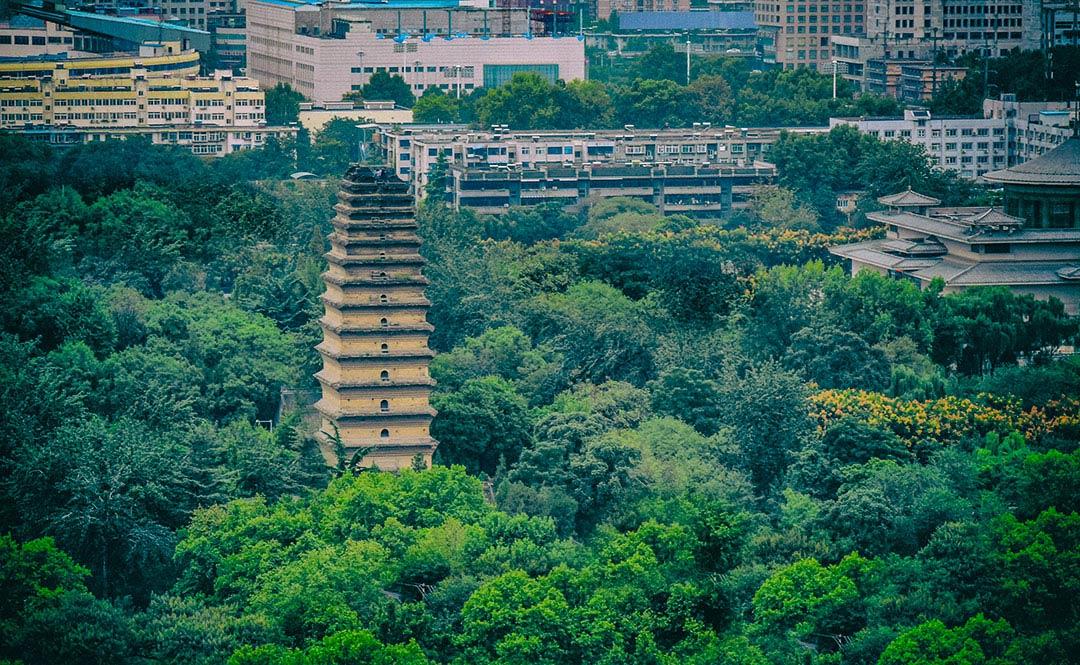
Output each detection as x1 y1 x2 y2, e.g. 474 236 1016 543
314 165 438 470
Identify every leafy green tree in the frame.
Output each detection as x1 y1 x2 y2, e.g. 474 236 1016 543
828 457 974 557
361 71 416 108
265 83 303 125
681 75 735 124
474 73 568 129
621 78 686 127
932 287 1078 375
648 367 722 436
305 117 371 175
720 359 813 492
990 508 1080 633
0 535 137 665
878 615 1021 665
637 43 685 83
229 629 431 665
9 416 195 598
431 375 533 475
747 185 820 232
783 324 892 390
413 88 461 123
752 554 876 654
820 417 910 467
526 281 656 385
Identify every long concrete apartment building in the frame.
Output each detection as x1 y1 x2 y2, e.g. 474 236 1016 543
448 161 777 216
0 43 295 155
375 123 827 193
246 0 585 103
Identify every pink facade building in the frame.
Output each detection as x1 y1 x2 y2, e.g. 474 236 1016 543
247 0 586 104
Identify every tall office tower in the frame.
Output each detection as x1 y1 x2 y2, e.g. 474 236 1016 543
756 0 867 71
315 166 438 471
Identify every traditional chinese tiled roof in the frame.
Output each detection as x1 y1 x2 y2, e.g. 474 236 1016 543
877 188 942 207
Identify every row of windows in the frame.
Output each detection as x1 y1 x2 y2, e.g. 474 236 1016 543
0 34 73 45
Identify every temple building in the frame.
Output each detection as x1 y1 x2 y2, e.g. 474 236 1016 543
315 166 438 470
829 138 1080 314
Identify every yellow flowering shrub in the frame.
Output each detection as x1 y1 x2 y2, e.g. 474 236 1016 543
809 389 1080 444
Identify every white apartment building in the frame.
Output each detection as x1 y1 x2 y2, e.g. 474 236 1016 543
830 99 1076 179
375 124 828 192
246 0 585 103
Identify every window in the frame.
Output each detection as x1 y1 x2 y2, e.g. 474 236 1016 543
380 399 389 413
380 343 389 354
380 317 389 327
379 294 388 303
380 428 390 438
380 370 390 381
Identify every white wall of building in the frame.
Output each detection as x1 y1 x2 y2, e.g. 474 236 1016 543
247 0 586 104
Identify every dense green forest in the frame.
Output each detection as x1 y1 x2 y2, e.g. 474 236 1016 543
1 127 1079 665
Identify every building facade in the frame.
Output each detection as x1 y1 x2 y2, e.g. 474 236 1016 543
315 165 438 470
208 11 247 72
595 0 690 22
832 0 1042 92
246 0 584 103
830 101 1074 179
0 41 200 79
0 62 295 156
830 138 1080 313
755 0 866 70
447 161 776 216
864 0 1041 58
0 16 79 57
376 124 824 193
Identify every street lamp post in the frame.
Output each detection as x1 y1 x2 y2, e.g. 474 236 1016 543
685 33 691 84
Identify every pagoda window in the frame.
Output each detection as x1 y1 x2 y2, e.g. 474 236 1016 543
380 399 389 413
380 370 390 381
380 343 389 354
380 428 390 438
380 317 389 327
379 251 387 260
379 294 389 303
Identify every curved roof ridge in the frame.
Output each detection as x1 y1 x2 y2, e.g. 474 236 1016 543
983 138 1080 185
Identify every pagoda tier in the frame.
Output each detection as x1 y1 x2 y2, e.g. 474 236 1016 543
315 165 438 471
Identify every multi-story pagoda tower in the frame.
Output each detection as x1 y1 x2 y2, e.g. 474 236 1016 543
314 165 438 470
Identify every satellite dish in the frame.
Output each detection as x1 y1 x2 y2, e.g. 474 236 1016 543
422 33 434 42
576 34 584 41
393 33 408 43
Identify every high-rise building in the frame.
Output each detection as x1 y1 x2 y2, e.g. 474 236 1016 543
756 0 866 70
315 166 438 471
